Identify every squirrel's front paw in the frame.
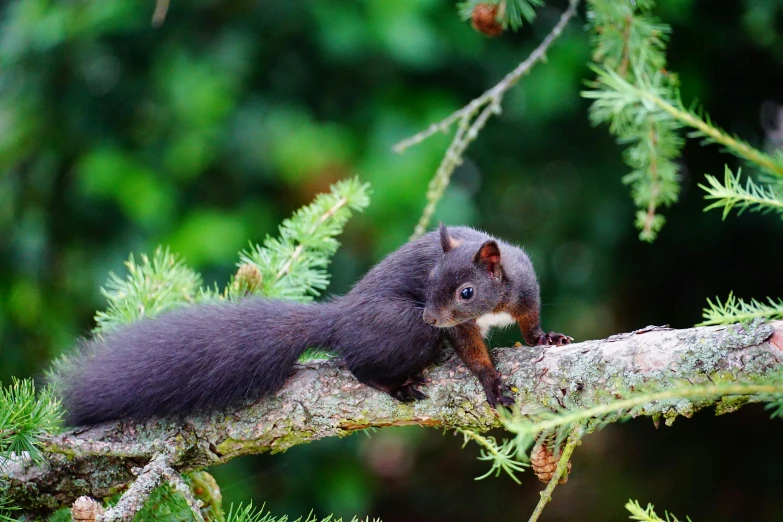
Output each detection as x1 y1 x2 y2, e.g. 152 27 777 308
483 375 515 409
537 332 573 346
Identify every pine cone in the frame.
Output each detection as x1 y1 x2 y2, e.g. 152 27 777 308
71 496 105 522
530 441 572 484
471 3 504 37
234 263 263 294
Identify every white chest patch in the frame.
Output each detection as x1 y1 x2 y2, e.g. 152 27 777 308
475 312 516 337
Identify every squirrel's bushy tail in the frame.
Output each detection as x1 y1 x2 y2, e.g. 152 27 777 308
59 299 333 426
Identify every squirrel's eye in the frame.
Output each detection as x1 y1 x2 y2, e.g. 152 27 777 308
460 287 474 300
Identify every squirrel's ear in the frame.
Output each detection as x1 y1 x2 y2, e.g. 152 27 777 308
439 223 459 253
474 240 501 276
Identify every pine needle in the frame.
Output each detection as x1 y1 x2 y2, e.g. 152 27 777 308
0 378 62 465
700 166 783 220
94 247 202 333
699 292 783 326
626 500 690 522
225 502 381 522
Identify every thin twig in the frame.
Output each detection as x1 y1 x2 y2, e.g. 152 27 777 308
152 0 169 27
163 467 206 522
527 427 583 522
639 90 783 178
411 113 472 239
394 0 580 154
99 453 171 522
642 121 661 238
402 0 581 238
152 0 169 28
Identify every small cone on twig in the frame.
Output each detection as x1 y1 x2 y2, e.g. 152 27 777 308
233 263 263 294
530 441 572 484
71 496 105 522
471 3 504 37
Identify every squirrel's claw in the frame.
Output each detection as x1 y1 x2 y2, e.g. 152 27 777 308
484 375 515 409
537 332 573 346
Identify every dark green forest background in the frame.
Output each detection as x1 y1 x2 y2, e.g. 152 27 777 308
3 0 783 520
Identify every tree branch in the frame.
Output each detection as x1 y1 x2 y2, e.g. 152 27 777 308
3 321 781 516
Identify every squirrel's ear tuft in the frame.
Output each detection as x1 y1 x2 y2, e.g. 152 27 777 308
439 223 458 253
474 240 501 276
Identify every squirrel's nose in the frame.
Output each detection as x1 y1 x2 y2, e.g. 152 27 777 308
422 309 438 326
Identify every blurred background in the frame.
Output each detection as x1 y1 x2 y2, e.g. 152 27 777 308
3 0 783 520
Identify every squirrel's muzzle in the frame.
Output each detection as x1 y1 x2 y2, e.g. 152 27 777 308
423 308 454 327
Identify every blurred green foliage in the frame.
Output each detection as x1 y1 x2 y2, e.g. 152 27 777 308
3 0 783 520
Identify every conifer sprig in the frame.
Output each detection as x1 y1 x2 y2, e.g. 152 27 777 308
225 502 380 522
584 0 682 241
0 378 61 466
499 381 783 460
700 167 783 219
457 0 543 31
456 428 528 484
236 177 370 302
94 247 202 333
626 500 689 522
699 292 783 326
623 79 783 178
463 378 783 486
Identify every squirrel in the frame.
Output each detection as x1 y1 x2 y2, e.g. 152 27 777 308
59 225 572 426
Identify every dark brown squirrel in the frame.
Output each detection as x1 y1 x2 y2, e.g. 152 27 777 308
58 225 571 426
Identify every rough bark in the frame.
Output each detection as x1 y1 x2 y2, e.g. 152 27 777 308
3 321 782 516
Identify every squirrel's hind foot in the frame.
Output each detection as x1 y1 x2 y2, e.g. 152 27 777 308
392 383 428 402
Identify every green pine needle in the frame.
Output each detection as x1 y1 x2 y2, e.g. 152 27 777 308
0 492 21 522
626 500 690 522
699 292 783 326
700 166 783 220
236 177 370 302
94 247 202 333
456 428 528 484
0 378 62 466
225 502 380 522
